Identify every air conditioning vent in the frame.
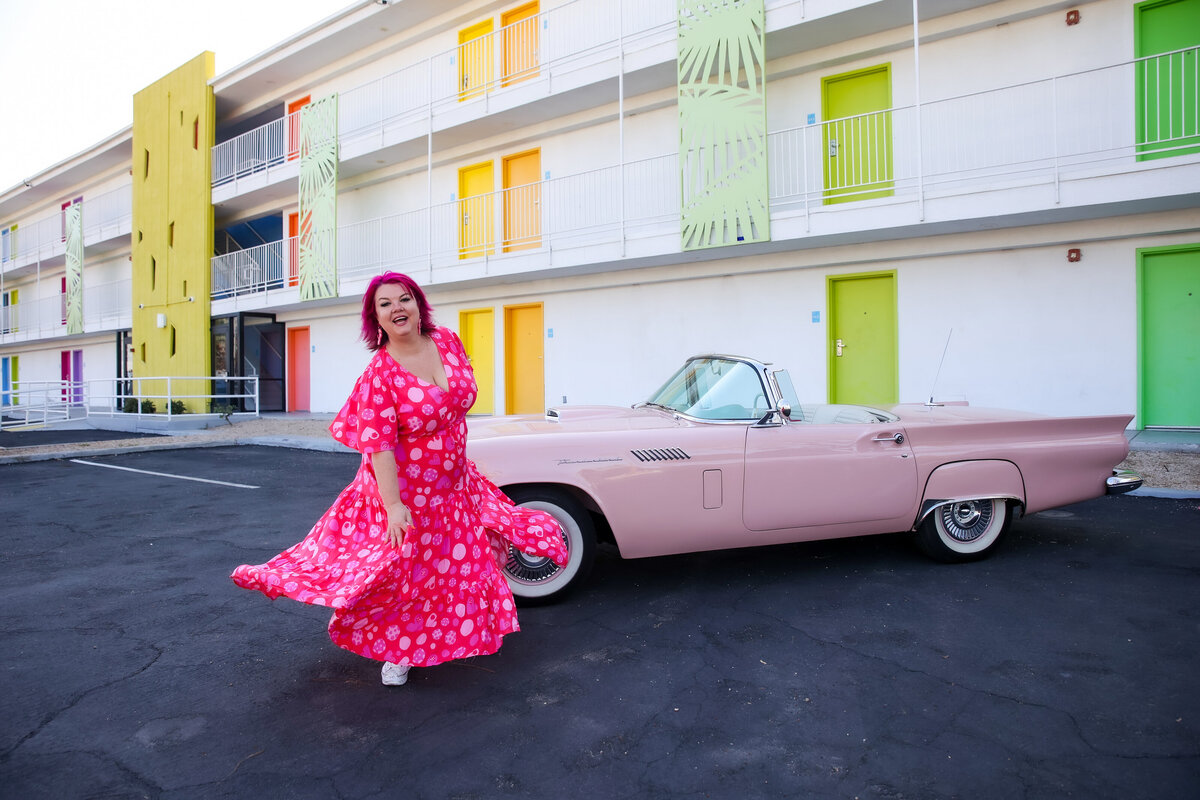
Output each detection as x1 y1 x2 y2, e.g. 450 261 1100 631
630 448 691 462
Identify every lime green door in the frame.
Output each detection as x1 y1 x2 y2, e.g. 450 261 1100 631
1139 245 1200 428
829 272 898 405
460 308 495 415
1135 0 1200 160
822 65 893 204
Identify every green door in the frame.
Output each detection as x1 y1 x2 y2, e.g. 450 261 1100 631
1135 0 1200 160
822 65 893 204
828 272 897 405
1139 245 1200 428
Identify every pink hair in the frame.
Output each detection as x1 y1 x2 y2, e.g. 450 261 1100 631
360 272 436 350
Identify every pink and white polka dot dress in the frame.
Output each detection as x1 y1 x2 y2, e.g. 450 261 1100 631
231 326 568 666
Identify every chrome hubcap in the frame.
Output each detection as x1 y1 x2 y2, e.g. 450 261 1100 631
505 546 561 584
940 500 993 542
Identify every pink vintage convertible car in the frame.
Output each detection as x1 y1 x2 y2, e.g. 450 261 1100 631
467 355 1142 603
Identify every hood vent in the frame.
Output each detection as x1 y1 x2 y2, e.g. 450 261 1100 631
631 448 691 462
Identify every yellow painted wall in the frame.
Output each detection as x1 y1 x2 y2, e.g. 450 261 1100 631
131 53 215 412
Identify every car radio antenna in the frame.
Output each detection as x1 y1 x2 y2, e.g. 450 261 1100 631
926 329 953 407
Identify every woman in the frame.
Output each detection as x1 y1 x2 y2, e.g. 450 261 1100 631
232 272 568 686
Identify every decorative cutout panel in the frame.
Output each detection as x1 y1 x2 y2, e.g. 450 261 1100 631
65 204 83 334
677 0 769 250
299 95 339 301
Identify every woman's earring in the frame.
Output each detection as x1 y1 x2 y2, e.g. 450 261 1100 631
376 327 383 346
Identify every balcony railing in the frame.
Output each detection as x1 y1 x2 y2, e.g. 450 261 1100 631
0 376 261 430
211 115 292 187
0 278 132 343
212 239 296 298
212 47 1198 300
765 46 1198 211
219 0 676 186
1 185 132 270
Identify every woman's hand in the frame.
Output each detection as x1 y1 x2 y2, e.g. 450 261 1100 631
385 501 412 549
370 449 412 550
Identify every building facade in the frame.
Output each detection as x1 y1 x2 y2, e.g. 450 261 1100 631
1 0 1197 427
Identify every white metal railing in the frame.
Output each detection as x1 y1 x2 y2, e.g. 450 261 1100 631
212 46 1198 298
1136 45 1200 156
1 185 132 270
313 153 677 287
224 0 676 185
0 376 261 430
766 46 1200 209
211 115 291 186
0 278 133 343
211 240 294 298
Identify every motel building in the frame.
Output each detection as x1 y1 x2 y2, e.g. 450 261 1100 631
0 0 1197 430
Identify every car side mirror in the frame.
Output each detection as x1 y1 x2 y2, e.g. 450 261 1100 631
779 403 791 419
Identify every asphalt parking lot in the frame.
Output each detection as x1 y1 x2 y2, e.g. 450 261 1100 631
2 445 1198 799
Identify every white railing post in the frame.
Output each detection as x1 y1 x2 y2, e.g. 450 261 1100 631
1052 74 1061 204
619 0 626 257
912 0 925 220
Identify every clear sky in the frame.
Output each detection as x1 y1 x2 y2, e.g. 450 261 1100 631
0 0 354 192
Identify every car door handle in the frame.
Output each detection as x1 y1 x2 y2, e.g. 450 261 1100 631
872 433 904 444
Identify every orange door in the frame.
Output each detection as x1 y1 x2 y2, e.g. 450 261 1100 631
503 149 541 252
287 327 310 411
286 95 311 161
502 2 539 86
504 303 544 414
287 213 300 286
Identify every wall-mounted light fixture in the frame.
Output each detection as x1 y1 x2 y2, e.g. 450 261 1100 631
156 313 167 328
1067 248 1082 262
1066 9 1080 25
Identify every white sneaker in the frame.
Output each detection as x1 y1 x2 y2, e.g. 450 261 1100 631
381 662 410 686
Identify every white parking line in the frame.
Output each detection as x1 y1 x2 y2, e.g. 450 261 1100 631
69 459 260 489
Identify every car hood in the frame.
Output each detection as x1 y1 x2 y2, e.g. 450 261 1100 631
467 405 683 440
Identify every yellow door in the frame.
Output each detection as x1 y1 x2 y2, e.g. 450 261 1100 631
502 2 539 86
458 161 494 259
459 308 495 415
458 19 494 101
503 149 541 252
505 303 544 414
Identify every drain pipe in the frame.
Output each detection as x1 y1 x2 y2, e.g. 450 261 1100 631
913 0 925 221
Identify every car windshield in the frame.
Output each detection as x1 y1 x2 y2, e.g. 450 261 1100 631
645 358 769 421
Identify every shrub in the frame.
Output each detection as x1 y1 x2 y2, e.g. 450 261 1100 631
170 400 187 415
140 399 157 414
122 398 138 414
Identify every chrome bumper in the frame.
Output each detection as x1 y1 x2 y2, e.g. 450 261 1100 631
1106 469 1144 495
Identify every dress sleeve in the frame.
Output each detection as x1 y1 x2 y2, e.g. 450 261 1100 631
329 358 399 454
